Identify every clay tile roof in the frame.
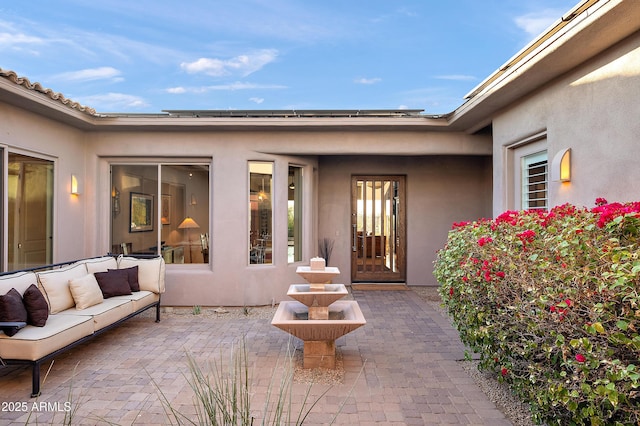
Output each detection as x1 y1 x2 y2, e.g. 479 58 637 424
0 68 97 116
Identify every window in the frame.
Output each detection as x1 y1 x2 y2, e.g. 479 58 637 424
249 162 273 264
7 153 54 271
522 152 548 210
110 163 210 264
288 165 303 263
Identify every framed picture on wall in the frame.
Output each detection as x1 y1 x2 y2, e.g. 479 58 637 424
161 194 171 225
130 192 154 232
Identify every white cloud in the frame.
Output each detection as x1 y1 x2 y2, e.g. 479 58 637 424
514 9 561 37
434 74 476 82
0 31 44 47
53 67 123 83
249 97 265 104
77 92 148 110
181 49 278 78
354 77 381 85
166 86 186 94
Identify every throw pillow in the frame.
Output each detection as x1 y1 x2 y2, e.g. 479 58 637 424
22 284 49 326
109 266 139 292
94 269 132 298
37 263 87 314
118 257 165 293
68 274 104 310
0 288 28 336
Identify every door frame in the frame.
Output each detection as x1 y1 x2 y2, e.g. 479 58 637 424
351 175 406 282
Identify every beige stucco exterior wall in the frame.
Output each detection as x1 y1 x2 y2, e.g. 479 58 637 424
317 155 492 287
0 95 492 305
492 31 640 215
86 130 491 304
0 101 88 265
87 130 320 306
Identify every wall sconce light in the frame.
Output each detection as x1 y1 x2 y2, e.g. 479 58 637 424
71 174 80 195
551 148 571 182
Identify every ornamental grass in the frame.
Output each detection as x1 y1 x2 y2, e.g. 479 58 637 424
434 199 640 425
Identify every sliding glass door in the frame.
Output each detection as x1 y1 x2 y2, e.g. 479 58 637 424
7 153 54 271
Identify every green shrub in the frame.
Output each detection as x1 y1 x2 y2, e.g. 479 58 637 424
434 199 640 425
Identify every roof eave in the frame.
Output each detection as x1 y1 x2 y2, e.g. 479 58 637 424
0 73 97 130
90 114 451 132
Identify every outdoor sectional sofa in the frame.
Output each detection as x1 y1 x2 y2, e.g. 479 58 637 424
0 255 165 397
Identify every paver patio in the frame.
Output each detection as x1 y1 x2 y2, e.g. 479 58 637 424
0 289 511 425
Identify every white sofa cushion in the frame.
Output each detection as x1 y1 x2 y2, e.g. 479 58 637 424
37 263 87 314
57 298 133 332
0 314 94 361
112 290 159 313
83 256 118 274
69 274 104 310
0 271 38 296
118 256 165 294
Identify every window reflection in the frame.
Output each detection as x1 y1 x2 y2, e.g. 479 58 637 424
7 153 54 271
249 162 273 264
288 165 303 263
111 163 209 264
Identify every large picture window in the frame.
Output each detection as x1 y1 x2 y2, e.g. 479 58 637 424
111 163 209 264
249 162 273 264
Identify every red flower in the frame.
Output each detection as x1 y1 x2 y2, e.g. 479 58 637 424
501 368 508 376
496 271 505 279
495 210 520 226
575 354 586 363
452 221 470 229
595 197 608 206
517 229 536 243
477 236 493 247
449 287 454 297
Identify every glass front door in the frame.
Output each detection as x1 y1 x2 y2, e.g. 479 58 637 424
351 175 405 282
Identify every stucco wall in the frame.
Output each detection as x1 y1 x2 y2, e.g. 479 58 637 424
1 87 492 303
492 31 640 215
88 130 319 306
0 101 87 265
317 155 492 287
85 129 491 304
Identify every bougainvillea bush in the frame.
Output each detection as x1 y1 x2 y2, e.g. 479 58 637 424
434 199 640 425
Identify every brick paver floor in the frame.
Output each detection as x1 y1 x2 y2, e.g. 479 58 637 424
0 289 511 425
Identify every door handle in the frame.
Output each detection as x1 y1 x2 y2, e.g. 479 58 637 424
352 224 357 252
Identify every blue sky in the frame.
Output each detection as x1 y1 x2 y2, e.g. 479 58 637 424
0 0 579 114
